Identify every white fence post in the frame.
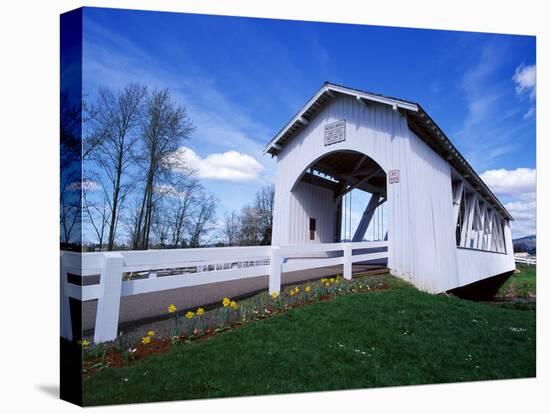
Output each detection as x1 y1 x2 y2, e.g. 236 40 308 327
60 252 73 341
269 246 282 294
343 243 352 280
94 252 124 343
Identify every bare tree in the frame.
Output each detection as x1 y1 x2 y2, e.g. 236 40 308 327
82 182 111 251
151 205 172 249
239 205 263 246
254 184 275 245
188 191 218 247
133 89 195 249
60 177 82 248
60 90 84 249
168 179 201 247
222 210 242 246
60 90 82 170
89 83 147 250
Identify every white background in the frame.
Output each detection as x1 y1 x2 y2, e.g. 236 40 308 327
0 0 547 412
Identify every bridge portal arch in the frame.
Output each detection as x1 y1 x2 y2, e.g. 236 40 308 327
287 149 389 253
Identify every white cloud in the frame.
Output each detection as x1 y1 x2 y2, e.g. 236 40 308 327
480 168 536 196
513 63 536 100
506 197 536 238
480 168 536 238
68 180 98 191
171 147 264 183
523 105 535 119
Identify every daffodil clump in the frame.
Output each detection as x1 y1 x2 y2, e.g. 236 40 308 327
79 274 387 367
167 304 180 339
140 329 155 346
139 276 382 350
78 339 90 349
218 297 240 327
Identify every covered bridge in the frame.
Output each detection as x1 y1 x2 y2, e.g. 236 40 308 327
265 82 515 293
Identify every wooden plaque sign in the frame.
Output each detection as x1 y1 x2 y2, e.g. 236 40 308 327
324 119 346 146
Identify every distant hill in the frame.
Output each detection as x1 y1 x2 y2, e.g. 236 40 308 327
513 235 536 255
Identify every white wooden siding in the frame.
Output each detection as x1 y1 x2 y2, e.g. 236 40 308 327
288 181 336 244
272 94 515 293
455 221 515 287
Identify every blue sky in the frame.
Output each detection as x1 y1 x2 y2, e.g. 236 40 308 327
81 7 536 238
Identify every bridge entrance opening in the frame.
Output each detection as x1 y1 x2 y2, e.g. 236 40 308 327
292 150 388 246
287 150 389 272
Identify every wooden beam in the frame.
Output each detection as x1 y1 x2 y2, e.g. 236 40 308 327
340 166 381 180
300 172 340 192
334 170 380 206
452 178 464 227
352 195 384 242
460 192 475 247
311 163 385 197
339 156 369 187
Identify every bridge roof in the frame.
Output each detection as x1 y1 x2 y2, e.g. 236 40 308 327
264 82 512 220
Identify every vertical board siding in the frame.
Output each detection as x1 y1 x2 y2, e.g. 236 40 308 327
406 131 459 292
272 94 513 293
455 222 515 287
289 182 336 244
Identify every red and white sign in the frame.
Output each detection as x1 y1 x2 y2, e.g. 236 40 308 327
389 169 400 184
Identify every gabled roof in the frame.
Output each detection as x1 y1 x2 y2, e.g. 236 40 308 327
264 82 512 220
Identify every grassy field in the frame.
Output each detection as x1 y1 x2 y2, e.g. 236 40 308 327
497 265 536 298
83 274 535 406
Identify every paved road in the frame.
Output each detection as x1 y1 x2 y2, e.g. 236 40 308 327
81 263 386 333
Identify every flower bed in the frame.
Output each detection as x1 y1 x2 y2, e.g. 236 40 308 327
82 273 388 377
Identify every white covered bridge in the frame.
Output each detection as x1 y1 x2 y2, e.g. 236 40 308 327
267 82 515 293
61 82 515 343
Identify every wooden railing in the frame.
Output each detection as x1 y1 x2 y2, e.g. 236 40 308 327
61 241 388 343
515 256 536 266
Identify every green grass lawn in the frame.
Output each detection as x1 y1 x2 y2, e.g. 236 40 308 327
83 275 535 406
497 265 536 298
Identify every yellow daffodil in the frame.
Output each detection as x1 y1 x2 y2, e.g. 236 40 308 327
147 330 155 337
197 307 204 316
289 290 295 296
325 282 330 287
168 304 177 313
305 286 311 293
271 291 279 299
321 278 327 283
230 301 238 310
222 297 231 307
330 278 335 283
141 336 151 345
185 311 195 319
79 339 90 348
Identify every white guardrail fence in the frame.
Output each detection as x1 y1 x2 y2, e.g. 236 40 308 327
61 241 388 343
515 256 536 266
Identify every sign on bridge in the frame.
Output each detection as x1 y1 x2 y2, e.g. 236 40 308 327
389 169 400 184
324 120 346 146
